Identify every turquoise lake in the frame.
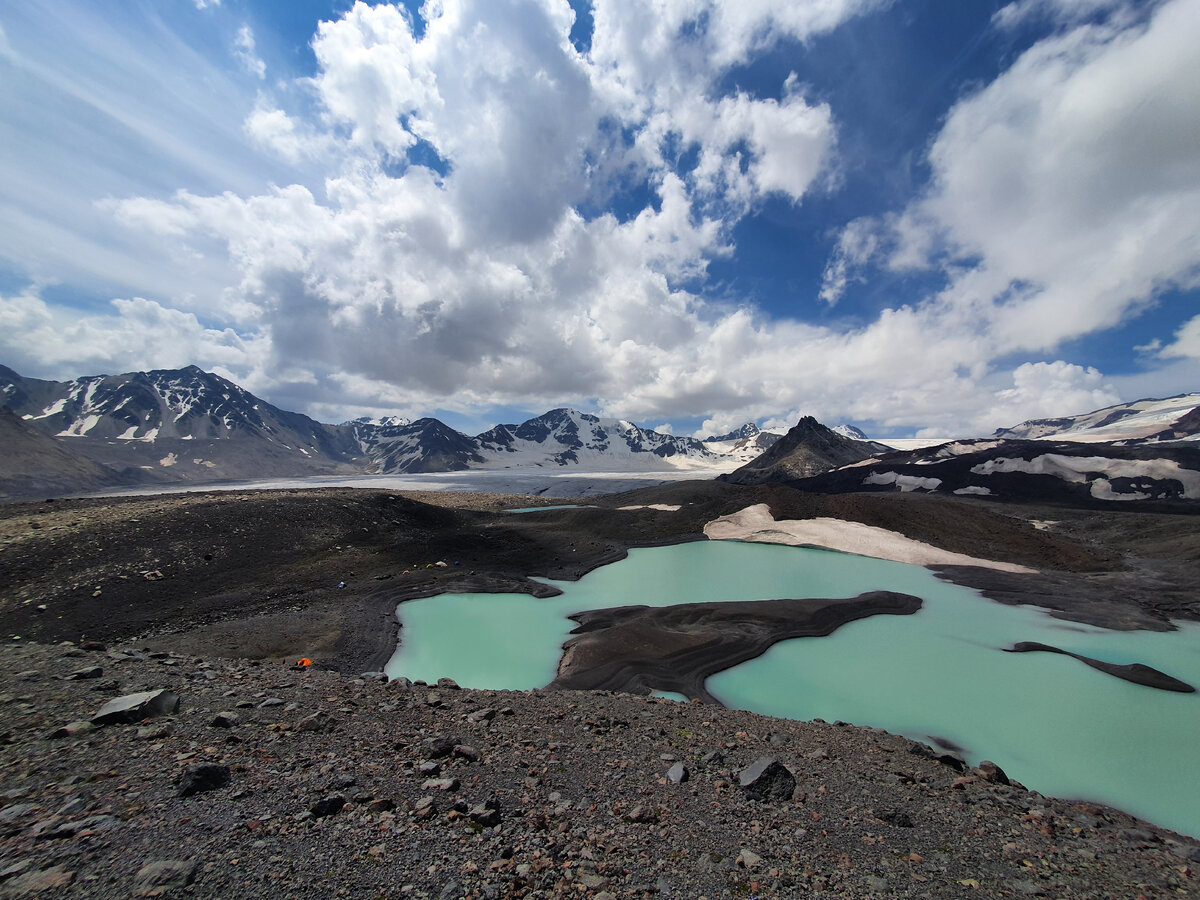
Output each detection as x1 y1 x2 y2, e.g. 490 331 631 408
385 540 1200 838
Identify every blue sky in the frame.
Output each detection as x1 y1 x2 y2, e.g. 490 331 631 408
1 0 1197 438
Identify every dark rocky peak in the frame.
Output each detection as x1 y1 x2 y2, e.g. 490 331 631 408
721 415 888 485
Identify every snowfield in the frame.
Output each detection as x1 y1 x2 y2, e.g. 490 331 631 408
703 504 1036 573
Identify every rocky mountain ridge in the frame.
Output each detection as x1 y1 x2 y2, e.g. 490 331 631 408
792 438 1200 507
720 417 892 486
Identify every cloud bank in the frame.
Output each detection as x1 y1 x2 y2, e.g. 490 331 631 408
1 0 1197 436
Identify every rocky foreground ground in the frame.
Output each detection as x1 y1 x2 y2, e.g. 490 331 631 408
1 639 1198 899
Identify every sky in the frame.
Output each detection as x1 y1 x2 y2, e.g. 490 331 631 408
1 0 1198 439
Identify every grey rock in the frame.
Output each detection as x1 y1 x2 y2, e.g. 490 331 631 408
626 804 656 824
56 798 85 817
421 735 459 759
136 723 172 740
0 803 38 825
469 802 501 827
2 864 73 893
1169 841 1200 862
736 849 762 868
209 712 239 728
132 860 197 896
1009 878 1047 896
91 690 179 726
452 744 481 762
738 757 796 802
257 697 284 708
876 808 914 828
309 795 346 818
436 677 461 690
178 764 230 797
64 665 102 681
666 763 688 784
32 814 118 840
297 711 337 733
0 858 32 882
975 759 1011 785
418 762 441 777
49 720 94 739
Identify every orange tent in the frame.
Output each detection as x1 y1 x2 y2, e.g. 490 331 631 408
295 657 313 667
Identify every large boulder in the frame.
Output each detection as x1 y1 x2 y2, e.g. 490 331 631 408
738 757 796 802
91 690 179 727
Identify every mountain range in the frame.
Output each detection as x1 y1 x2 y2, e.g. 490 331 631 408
2 363 1198 504
0 365 741 499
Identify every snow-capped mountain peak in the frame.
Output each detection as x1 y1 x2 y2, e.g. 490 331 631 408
11 366 289 443
475 408 718 468
348 415 412 429
703 423 761 442
833 424 869 441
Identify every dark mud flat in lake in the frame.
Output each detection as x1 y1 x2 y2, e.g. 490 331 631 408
1004 641 1196 693
551 591 922 703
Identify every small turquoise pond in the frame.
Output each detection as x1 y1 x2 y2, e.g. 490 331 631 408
386 540 1200 838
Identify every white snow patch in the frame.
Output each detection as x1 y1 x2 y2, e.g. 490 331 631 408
837 457 882 470
971 455 1200 499
953 486 993 496
863 471 943 492
617 504 682 511
58 414 102 437
34 398 68 419
703 505 1035 573
116 426 159 442
1089 479 1150 501
159 452 178 467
